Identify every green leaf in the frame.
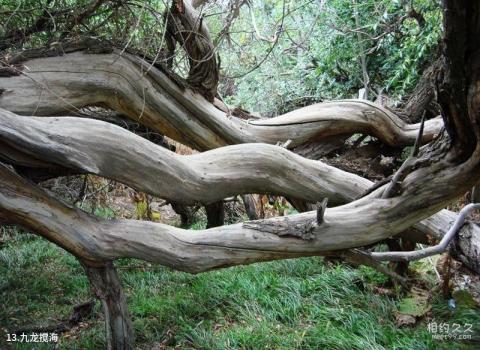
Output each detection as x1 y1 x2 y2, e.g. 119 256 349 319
397 289 431 317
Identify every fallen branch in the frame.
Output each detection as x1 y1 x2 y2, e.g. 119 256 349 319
1 134 479 273
0 108 371 205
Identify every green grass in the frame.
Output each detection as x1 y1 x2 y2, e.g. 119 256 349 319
1 228 479 349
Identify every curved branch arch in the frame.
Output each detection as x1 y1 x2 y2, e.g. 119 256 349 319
0 108 370 205
2 2 480 348
0 50 442 151
1 138 479 273
0 108 479 273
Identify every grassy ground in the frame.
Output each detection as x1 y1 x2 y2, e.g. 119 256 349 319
1 227 479 350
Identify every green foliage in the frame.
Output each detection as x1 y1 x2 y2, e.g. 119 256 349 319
214 0 442 115
0 0 442 116
187 218 207 230
0 0 169 55
0 2 461 348
93 206 115 219
377 0 442 97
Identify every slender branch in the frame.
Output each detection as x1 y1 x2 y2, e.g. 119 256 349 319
381 113 426 199
411 112 426 157
363 203 480 262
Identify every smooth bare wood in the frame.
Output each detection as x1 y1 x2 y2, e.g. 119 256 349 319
1 3 480 349
0 108 478 271
0 0 478 277
1 141 479 273
0 51 442 151
0 109 371 205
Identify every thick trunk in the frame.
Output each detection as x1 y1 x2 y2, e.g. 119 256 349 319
83 261 134 350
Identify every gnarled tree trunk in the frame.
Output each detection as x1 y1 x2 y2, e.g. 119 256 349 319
83 262 134 350
1 1 480 349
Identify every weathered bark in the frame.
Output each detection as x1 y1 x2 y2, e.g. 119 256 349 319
83 261 134 350
1 2 480 349
0 50 442 151
0 108 478 271
165 0 219 101
83 110 175 151
1 139 479 273
241 195 258 220
0 109 371 205
437 1 479 158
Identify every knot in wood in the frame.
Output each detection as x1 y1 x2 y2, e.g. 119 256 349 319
243 217 317 240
